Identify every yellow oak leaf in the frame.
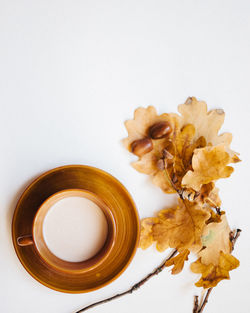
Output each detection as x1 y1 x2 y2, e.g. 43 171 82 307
199 215 231 265
182 145 235 191
165 249 190 274
190 252 239 288
151 200 210 251
140 217 159 250
178 97 233 148
123 106 179 155
123 106 181 193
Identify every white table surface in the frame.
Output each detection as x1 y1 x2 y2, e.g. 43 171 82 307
1 1 250 312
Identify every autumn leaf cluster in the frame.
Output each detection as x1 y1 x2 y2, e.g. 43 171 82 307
123 97 240 289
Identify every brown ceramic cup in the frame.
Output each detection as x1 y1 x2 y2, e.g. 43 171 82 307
17 189 116 273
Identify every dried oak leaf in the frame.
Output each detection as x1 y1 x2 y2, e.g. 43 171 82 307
178 97 233 149
140 199 210 252
199 215 231 265
140 217 159 250
123 106 180 192
182 145 236 191
190 252 239 288
123 106 178 155
165 249 190 274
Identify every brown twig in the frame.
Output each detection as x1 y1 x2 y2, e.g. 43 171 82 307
215 207 221 215
75 249 178 313
197 288 213 313
193 295 199 313
230 228 242 251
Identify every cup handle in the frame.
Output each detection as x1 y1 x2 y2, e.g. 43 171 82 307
17 235 34 247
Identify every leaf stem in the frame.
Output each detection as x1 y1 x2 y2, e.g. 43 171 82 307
74 249 178 313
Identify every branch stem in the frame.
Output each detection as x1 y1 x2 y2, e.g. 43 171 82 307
198 288 212 313
75 249 178 313
230 229 242 251
193 295 199 313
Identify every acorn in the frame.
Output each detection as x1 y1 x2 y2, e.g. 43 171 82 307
149 121 172 139
131 138 153 157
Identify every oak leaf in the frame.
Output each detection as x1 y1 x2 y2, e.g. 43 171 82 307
190 252 239 288
199 215 231 265
140 200 210 252
140 217 159 250
123 106 180 193
182 145 235 191
123 106 179 157
165 249 190 274
178 97 232 149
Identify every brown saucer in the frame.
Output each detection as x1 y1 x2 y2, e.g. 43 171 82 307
12 165 140 293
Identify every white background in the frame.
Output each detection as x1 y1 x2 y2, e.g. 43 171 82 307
0 1 250 312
